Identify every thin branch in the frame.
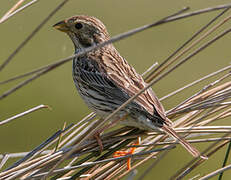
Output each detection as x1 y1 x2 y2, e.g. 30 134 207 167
0 0 70 72
141 62 158 76
0 151 52 160
160 65 231 101
147 9 231 84
170 133 231 180
218 140 231 180
0 104 50 126
145 6 230 82
0 155 9 170
151 26 231 94
0 0 38 24
0 0 26 22
176 140 229 180
199 163 231 180
6 124 73 171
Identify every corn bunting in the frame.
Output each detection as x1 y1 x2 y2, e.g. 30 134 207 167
53 15 202 158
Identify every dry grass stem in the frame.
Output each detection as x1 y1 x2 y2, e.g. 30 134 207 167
0 0 26 23
0 0 70 72
0 104 49 126
0 0 38 24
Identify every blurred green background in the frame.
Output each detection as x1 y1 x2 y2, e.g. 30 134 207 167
1 0 231 179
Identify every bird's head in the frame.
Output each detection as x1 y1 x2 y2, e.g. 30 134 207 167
53 15 110 50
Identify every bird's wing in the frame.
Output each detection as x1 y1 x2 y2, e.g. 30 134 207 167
73 57 135 106
97 48 167 121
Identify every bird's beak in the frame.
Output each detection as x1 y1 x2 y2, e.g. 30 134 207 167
53 20 69 32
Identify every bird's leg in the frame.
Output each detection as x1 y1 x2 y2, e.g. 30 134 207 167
93 114 129 153
113 137 140 170
93 131 104 153
90 118 106 153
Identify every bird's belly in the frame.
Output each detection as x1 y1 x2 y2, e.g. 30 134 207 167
73 79 119 116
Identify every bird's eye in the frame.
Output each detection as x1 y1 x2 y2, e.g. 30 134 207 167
75 23 83 29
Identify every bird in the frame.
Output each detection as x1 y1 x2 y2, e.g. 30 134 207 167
53 15 202 159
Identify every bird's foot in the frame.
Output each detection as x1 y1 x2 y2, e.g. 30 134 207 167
113 137 140 170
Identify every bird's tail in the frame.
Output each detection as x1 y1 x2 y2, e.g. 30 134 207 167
162 124 207 159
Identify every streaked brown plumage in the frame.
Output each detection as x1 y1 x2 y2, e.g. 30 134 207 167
54 15 202 158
